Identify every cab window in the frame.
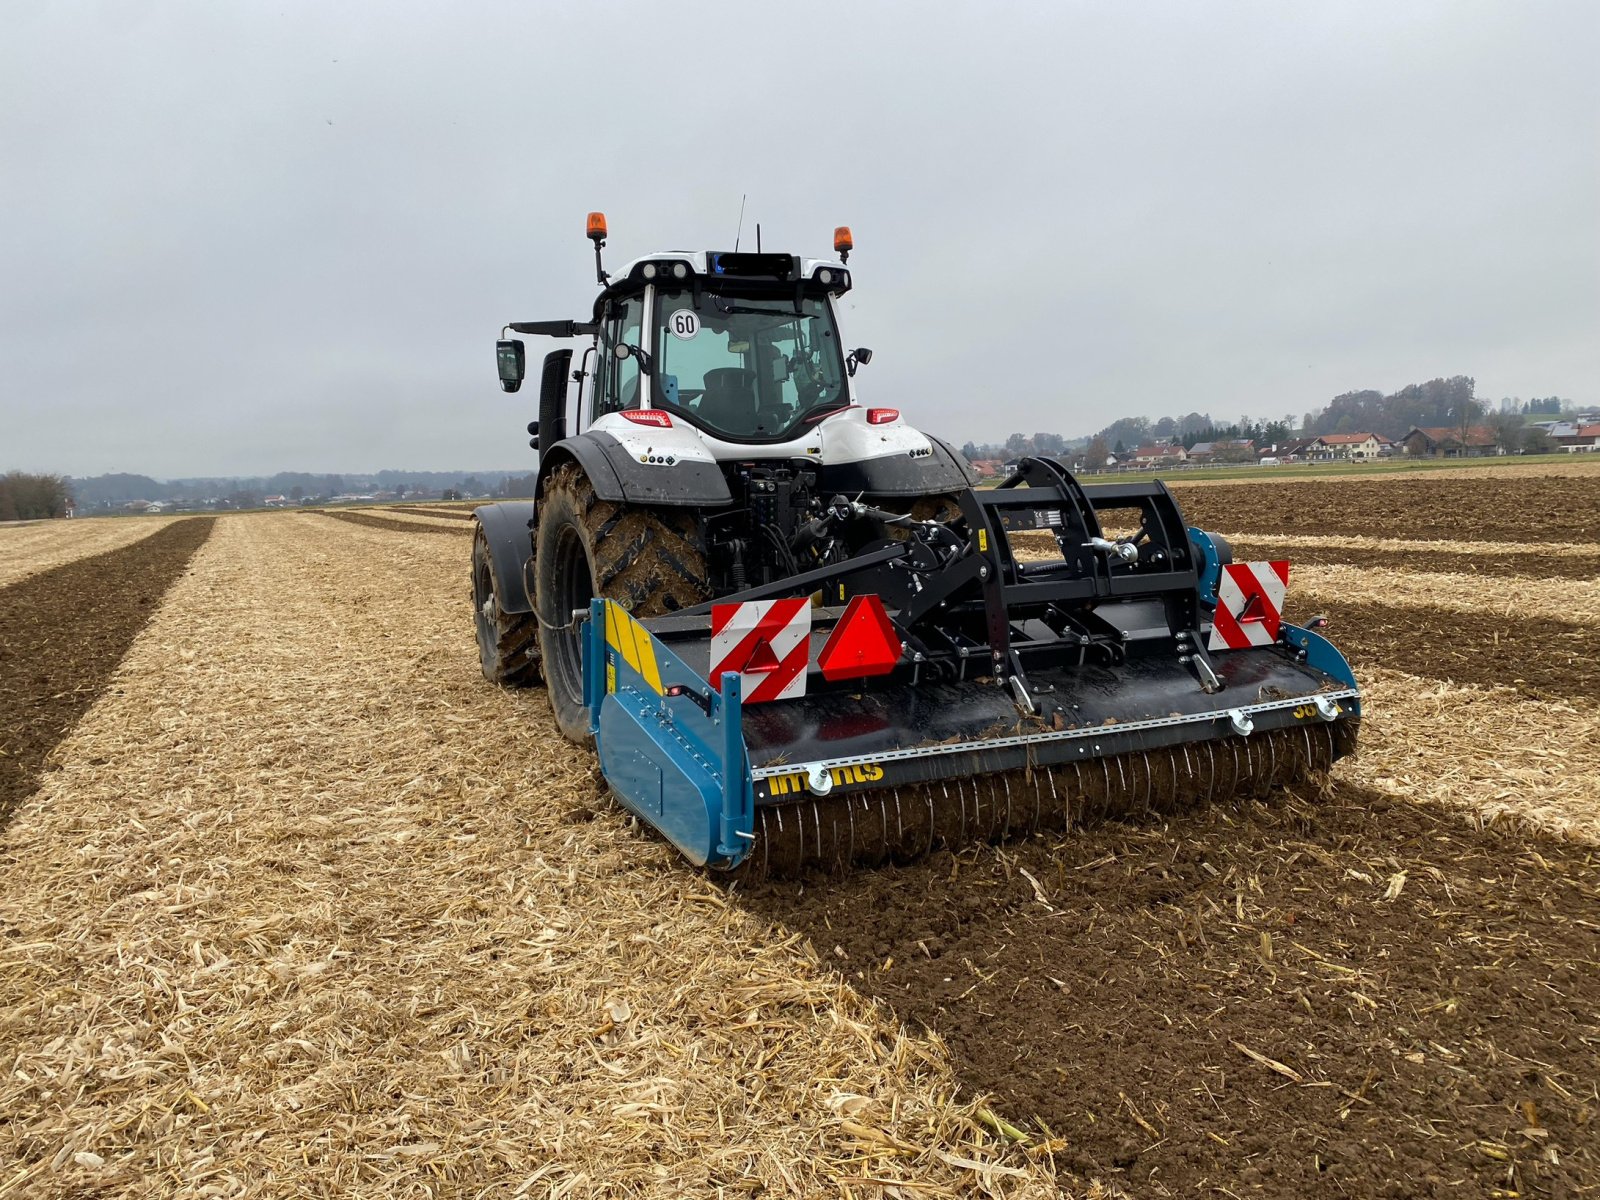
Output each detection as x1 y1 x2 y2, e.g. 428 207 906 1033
652 290 845 441
591 295 644 421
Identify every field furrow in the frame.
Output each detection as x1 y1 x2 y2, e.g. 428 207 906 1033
0 516 175 588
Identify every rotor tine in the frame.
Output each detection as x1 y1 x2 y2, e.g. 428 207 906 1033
847 794 856 869
877 792 889 858
1140 750 1152 813
926 786 936 858
1204 740 1216 802
1047 768 1062 830
1002 775 1012 841
1267 727 1278 784
894 788 904 852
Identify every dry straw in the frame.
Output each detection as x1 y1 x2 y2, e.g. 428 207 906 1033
1341 666 1600 844
0 513 1064 1199
1291 564 1600 623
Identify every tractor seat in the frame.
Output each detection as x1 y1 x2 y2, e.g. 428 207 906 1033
698 368 758 436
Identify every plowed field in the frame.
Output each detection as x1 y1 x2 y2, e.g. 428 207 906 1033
2 464 1597 1199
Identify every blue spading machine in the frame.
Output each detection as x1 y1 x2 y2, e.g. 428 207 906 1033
570 459 1358 874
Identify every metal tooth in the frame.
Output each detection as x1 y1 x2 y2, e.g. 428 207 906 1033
894 788 905 849
1002 775 1013 840
846 795 856 868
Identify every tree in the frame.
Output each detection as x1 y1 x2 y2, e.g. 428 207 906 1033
1086 435 1110 467
960 441 979 461
290 485 305 502
1032 432 1065 455
0 472 72 520
1521 426 1554 454
1487 411 1524 452
1452 395 1484 444
1113 439 1127 456
1005 432 1034 457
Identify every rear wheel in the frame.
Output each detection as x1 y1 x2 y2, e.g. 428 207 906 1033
536 464 712 742
472 522 542 686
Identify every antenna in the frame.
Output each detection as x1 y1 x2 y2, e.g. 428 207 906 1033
756 223 761 253
734 194 747 252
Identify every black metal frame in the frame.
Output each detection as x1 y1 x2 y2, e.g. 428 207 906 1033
656 457 1226 703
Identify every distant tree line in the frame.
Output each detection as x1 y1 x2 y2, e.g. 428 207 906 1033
0 472 73 521
957 376 1583 463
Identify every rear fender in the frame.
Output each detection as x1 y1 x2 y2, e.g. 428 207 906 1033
472 502 537 615
537 432 731 507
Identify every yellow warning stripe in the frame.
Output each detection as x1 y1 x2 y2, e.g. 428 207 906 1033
602 600 663 695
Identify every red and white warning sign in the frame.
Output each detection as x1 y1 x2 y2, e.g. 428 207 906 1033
1208 561 1289 651
710 597 811 702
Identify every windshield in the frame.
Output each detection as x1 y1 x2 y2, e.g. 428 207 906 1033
652 289 846 440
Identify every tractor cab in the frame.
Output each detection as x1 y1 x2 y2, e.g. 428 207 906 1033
499 218 867 447
591 250 855 443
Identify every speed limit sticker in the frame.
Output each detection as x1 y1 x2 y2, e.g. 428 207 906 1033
667 309 700 340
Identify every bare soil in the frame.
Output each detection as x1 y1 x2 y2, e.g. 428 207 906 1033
0 519 214 828
386 505 477 521
1286 598 1598 707
321 510 469 536
1174 476 1600 543
742 786 1600 1197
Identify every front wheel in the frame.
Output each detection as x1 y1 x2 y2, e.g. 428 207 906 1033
535 465 711 743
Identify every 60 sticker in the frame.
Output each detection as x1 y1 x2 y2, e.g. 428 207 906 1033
667 309 700 340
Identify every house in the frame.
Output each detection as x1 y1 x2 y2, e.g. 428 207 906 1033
1308 432 1383 461
1400 426 1499 458
1129 443 1188 467
1270 438 1315 462
1190 439 1255 464
1554 423 1600 452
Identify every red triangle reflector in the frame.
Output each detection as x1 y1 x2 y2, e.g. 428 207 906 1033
817 594 902 682
740 638 783 674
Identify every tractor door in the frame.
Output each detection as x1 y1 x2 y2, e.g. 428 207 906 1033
588 293 645 426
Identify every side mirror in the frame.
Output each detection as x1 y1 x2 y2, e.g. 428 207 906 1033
612 342 654 375
846 346 873 378
497 339 526 393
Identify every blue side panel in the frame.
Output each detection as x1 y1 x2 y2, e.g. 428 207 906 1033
1281 622 1361 710
582 599 755 869
1188 527 1225 608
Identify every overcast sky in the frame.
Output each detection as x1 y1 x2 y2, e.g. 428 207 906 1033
3 1 1596 478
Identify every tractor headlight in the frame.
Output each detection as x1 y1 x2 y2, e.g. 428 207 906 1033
642 263 657 279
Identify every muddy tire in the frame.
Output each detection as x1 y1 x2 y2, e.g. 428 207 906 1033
472 522 542 686
536 464 712 742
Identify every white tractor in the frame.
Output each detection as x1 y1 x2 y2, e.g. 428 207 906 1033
474 215 974 740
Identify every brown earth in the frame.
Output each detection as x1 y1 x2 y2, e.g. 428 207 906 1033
0 518 214 828
741 786 1600 1197
386 505 477 521
321 510 469 536
1174 476 1600 543
1286 598 1598 707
